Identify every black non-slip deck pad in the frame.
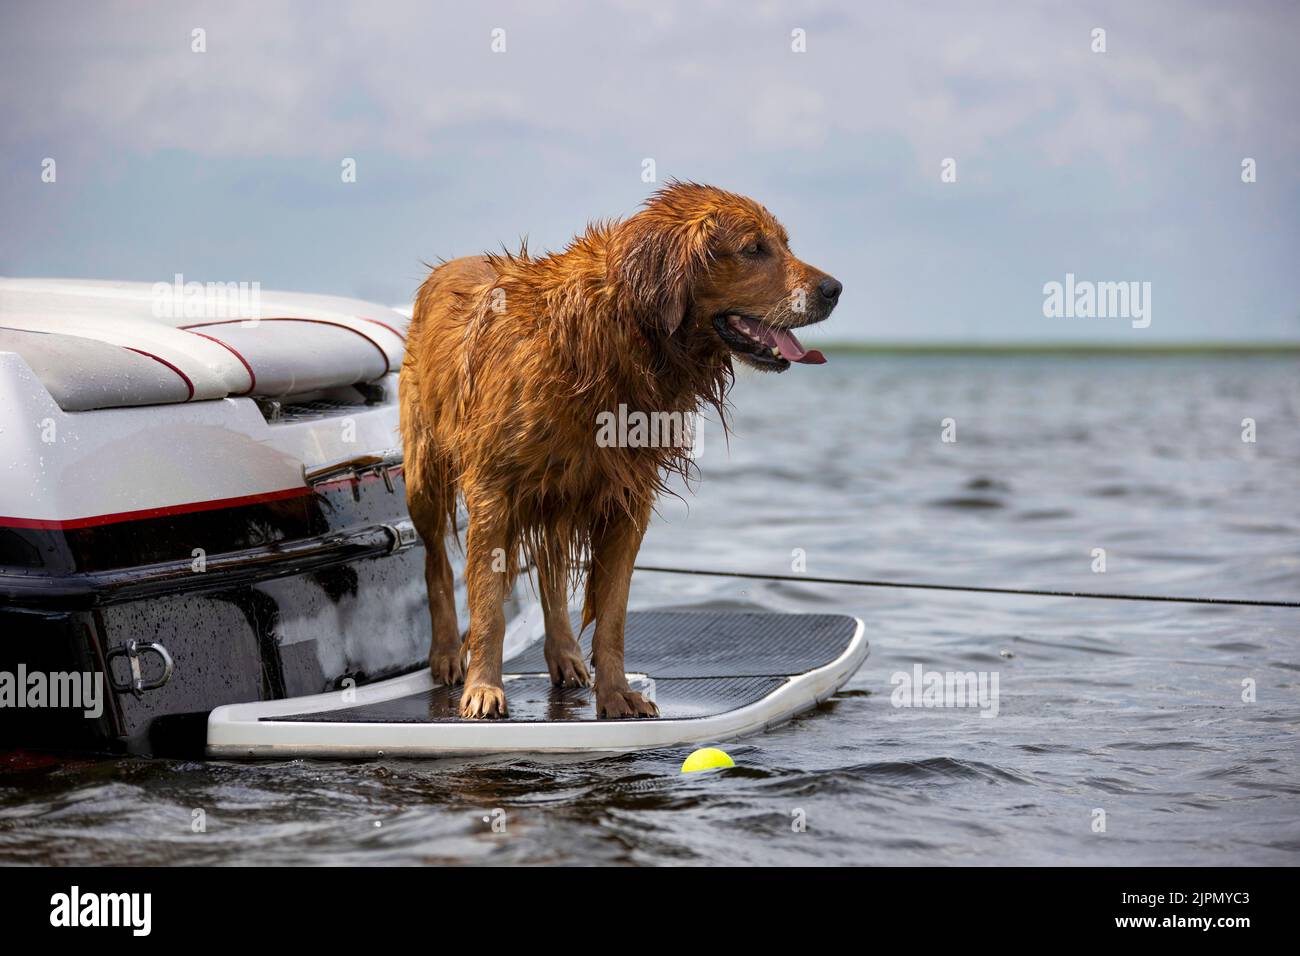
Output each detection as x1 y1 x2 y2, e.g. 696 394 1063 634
507 611 858 678
271 611 859 724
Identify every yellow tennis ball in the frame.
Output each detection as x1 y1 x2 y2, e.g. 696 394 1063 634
681 747 735 773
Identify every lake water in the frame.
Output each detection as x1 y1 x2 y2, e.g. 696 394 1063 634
2 354 1298 865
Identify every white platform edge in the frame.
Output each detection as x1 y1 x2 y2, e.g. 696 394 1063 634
206 616 867 758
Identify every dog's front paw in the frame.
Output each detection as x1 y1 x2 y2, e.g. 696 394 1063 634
545 641 592 688
596 685 659 719
460 682 509 719
428 640 468 686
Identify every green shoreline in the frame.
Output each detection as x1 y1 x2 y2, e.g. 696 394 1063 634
818 342 1300 356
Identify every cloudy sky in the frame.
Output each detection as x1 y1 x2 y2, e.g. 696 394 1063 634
2 0 1297 342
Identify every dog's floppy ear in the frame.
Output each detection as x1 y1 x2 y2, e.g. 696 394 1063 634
607 211 713 338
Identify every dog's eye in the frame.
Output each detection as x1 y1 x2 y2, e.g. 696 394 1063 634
740 241 764 258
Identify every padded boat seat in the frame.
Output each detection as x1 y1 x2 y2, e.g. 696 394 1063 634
0 278 409 411
0 329 192 410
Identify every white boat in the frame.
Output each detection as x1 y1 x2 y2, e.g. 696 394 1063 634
0 278 531 755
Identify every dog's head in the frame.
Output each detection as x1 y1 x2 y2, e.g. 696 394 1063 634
608 181 842 372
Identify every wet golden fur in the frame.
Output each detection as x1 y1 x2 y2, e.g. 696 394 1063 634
400 182 839 718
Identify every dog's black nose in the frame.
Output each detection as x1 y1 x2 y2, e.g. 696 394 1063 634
818 278 843 302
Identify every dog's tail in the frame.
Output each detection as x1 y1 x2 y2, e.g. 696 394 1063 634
399 343 462 547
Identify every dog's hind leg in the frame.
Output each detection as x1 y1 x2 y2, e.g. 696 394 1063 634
402 386 466 685
535 550 591 688
587 507 658 719
409 487 466 686
459 498 511 719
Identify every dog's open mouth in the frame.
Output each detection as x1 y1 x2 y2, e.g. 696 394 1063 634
712 314 826 370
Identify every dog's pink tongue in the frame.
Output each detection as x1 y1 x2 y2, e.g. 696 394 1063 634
741 319 826 365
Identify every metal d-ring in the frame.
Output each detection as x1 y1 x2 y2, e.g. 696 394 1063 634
106 640 175 698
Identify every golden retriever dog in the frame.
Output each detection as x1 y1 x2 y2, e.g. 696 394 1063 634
400 182 841 719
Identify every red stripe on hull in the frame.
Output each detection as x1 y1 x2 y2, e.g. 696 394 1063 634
0 486 310 530
0 467 404 530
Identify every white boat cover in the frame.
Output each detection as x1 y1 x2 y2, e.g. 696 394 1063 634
0 278 410 410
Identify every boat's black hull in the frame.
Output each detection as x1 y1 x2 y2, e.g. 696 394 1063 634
0 466 447 757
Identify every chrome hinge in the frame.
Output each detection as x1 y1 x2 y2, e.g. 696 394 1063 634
382 519 419 553
106 640 175 698
303 448 404 493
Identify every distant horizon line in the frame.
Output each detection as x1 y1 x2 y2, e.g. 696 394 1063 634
817 341 1300 355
